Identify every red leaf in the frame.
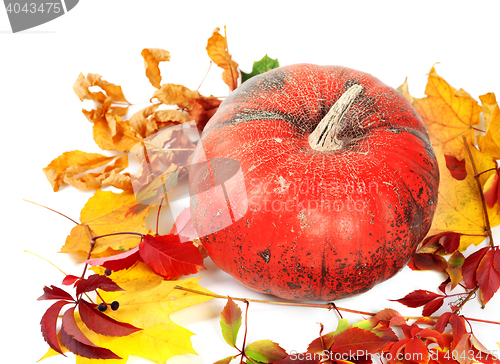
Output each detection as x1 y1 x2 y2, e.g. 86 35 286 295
392 290 443 308
389 338 410 364
408 253 447 272
483 170 499 208
78 299 141 337
220 297 242 348
76 274 124 296
414 317 436 326
449 314 467 350
40 300 72 355
452 333 472 364
494 247 500 273
435 312 452 333
405 338 429 364
60 327 121 359
445 155 467 180
170 207 198 242
438 278 451 294
476 249 500 305
62 275 80 286
38 285 74 302
462 247 489 289
422 297 444 317
372 308 403 322
420 232 461 254
85 245 140 271
417 328 445 348
330 327 388 355
139 234 205 279
62 306 94 346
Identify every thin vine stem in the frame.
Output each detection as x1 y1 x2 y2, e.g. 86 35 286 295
23 199 79 225
461 134 495 247
174 286 500 325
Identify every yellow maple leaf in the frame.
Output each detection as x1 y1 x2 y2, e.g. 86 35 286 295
62 189 151 260
477 92 500 159
412 66 482 157
206 26 239 91
427 143 500 250
75 276 213 363
141 48 171 89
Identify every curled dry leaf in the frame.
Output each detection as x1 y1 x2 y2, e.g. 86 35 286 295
206 26 239 91
141 48 171 89
73 73 129 104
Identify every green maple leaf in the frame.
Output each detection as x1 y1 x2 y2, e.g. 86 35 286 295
241 54 279 83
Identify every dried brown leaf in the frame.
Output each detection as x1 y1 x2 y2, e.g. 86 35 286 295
206 27 239 91
141 48 171 89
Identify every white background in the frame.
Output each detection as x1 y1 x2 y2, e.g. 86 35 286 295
1 1 500 363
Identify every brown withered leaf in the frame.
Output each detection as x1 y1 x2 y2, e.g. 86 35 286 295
477 93 500 159
141 48 171 89
93 115 141 152
154 109 191 124
62 189 151 260
412 66 482 157
151 84 221 131
44 151 116 192
74 73 129 104
206 26 239 91
64 156 132 192
129 104 160 138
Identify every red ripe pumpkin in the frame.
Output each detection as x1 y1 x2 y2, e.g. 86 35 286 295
188 64 439 301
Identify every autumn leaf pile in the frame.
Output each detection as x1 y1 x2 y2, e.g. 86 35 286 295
33 26 500 364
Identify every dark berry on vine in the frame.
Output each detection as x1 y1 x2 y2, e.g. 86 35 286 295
105 268 112 276
98 303 108 312
111 301 120 311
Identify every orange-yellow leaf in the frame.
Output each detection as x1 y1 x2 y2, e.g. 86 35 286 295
73 73 128 103
206 26 239 91
151 83 201 110
427 144 500 251
62 189 151 260
477 93 500 159
129 104 160 138
43 151 116 192
92 115 141 152
412 66 482 157
141 48 171 89
396 77 413 104
463 144 497 188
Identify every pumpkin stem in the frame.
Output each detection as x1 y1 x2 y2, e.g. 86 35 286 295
308 84 363 151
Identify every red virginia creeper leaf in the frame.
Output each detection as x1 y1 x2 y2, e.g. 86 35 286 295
372 308 403 322
40 300 73 355
483 170 499 208
330 327 388 355
494 247 500 273
420 232 462 254
60 326 121 359
245 339 288 363
417 328 445 348
476 249 500 305
389 338 410 364
76 274 124 296
62 275 80 286
307 319 351 353
449 314 467 350
391 290 443 308
414 317 436 326
462 247 489 289
139 234 205 279
422 297 444 317
438 278 451 294
220 297 242 348
62 306 94 345
445 155 467 180
435 312 452 333
452 333 472 364
78 299 141 337
408 253 447 272
405 338 429 364
85 245 140 271
38 285 74 302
